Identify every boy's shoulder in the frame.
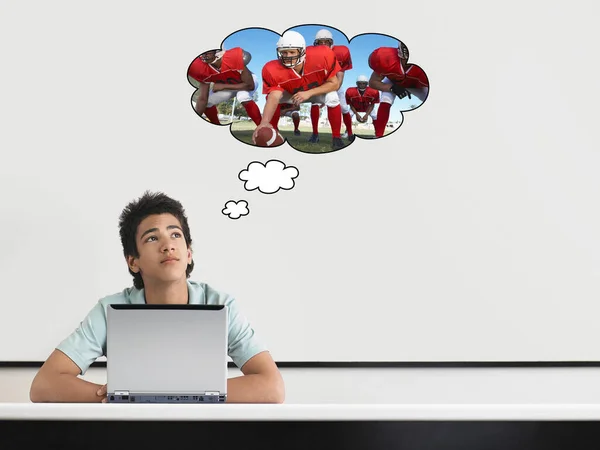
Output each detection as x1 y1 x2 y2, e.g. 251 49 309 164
96 286 141 308
188 280 235 306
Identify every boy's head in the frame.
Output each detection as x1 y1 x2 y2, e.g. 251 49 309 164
118 191 194 289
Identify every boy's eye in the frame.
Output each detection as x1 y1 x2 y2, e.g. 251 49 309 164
145 232 181 242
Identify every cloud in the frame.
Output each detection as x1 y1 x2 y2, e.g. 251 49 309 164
222 200 249 219
238 159 299 194
187 26 429 154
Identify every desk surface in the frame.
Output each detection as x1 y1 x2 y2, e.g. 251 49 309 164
3 403 600 421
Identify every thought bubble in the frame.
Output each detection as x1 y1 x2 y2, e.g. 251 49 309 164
187 25 429 155
238 159 299 194
222 200 249 219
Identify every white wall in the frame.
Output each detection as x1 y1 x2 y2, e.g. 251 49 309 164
3 1 600 366
3 2 600 400
4 368 600 404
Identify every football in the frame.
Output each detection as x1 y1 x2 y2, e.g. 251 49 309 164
253 126 285 147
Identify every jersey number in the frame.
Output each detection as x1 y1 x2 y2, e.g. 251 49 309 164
292 81 319 94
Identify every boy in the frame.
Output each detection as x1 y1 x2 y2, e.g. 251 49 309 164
29 191 285 403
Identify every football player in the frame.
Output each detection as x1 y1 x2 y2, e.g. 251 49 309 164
368 41 429 137
254 30 345 151
188 47 262 126
308 29 353 143
344 74 380 140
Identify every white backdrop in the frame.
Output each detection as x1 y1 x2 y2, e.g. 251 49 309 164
0 1 598 363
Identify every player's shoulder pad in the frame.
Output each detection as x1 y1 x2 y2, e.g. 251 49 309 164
262 59 281 72
367 47 386 69
225 47 243 61
308 45 334 56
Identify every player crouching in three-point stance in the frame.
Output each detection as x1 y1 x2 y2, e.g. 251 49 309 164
368 41 429 138
344 74 380 140
254 30 346 151
188 47 262 126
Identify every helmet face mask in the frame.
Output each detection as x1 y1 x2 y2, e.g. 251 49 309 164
200 49 219 64
398 41 409 61
314 38 333 47
277 31 306 68
277 48 304 68
200 49 225 66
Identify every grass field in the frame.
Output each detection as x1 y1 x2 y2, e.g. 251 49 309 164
230 120 397 153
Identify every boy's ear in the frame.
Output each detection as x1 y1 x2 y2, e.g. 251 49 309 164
127 255 139 273
187 247 192 264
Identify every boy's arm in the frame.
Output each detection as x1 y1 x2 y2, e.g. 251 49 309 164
30 300 108 403
226 351 285 403
29 349 105 403
224 294 285 403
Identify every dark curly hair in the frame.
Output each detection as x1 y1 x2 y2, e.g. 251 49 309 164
118 191 194 289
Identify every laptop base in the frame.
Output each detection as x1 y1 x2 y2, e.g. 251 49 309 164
107 392 227 403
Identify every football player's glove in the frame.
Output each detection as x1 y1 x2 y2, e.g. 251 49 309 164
390 83 411 99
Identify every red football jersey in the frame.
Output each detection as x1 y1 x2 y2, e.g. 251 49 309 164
262 45 341 96
402 65 429 90
368 47 429 89
188 47 245 85
345 87 380 112
332 45 352 71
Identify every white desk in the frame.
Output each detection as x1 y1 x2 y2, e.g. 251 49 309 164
3 403 600 421
1 403 599 449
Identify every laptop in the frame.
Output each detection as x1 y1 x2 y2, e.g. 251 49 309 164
106 304 228 403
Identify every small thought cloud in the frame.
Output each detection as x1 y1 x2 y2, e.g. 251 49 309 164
238 159 299 194
222 200 249 219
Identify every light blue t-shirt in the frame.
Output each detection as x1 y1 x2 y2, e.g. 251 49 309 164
56 280 268 375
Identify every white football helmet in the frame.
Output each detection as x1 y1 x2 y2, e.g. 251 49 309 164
356 74 368 90
313 29 334 47
398 41 409 60
277 31 306 68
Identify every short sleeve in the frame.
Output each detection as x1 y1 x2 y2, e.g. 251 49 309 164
188 58 206 83
225 296 269 369
56 301 107 375
325 48 341 80
341 47 352 71
229 47 244 70
262 63 284 95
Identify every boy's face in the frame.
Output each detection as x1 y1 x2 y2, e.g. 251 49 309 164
127 213 192 286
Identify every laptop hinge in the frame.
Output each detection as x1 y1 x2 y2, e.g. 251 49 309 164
115 390 130 396
204 391 220 396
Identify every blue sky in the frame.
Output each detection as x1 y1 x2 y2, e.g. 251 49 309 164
217 25 426 123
